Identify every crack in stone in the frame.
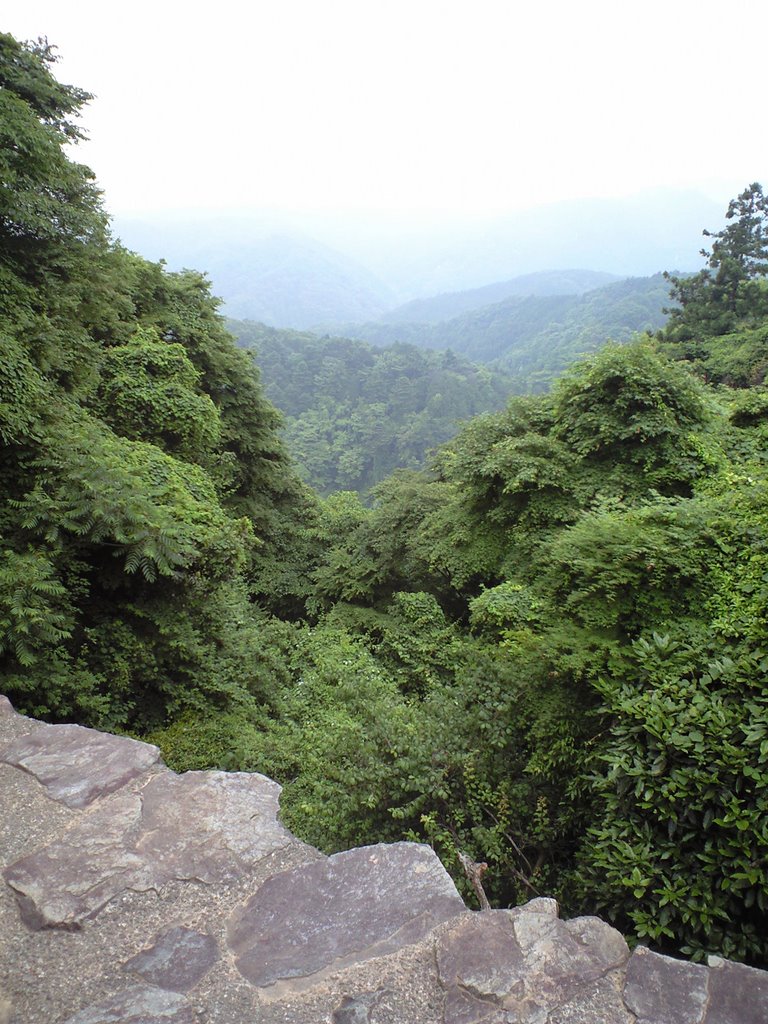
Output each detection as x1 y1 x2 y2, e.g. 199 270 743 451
456 978 504 1006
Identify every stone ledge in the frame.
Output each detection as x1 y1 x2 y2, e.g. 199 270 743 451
1 695 766 1024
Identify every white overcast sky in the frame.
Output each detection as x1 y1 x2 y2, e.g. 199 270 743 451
4 0 766 220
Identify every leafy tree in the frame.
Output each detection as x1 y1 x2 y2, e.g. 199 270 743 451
0 34 312 725
92 327 221 461
664 183 768 341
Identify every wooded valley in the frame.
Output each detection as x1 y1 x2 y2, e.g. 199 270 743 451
2 33 767 968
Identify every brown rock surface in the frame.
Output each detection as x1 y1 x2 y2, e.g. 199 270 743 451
437 905 630 1023
123 926 219 992
227 842 466 988
4 769 295 929
0 723 160 808
57 985 197 1023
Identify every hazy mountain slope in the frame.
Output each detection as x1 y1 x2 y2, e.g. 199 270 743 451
113 219 396 328
342 274 672 387
377 269 621 325
112 190 717 328
492 273 673 387
322 189 719 298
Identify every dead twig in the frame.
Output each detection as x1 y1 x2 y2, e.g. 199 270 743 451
457 850 492 911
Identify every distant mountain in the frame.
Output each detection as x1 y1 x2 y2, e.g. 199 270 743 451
112 189 719 330
329 190 719 299
113 218 395 329
341 274 673 389
373 269 620 326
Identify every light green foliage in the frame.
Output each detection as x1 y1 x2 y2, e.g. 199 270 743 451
16 415 225 581
310 472 454 611
325 591 462 694
553 343 710 487
94 327 221 459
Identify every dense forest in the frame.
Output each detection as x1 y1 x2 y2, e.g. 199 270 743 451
228 321 517 494
2 32 768 971
228 273 670 497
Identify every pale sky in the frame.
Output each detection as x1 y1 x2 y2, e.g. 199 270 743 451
3 0 766 220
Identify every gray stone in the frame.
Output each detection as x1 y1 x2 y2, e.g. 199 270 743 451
522 897 559 917
549 975 634 1023
135 770 293 882
227 842 465 988
4 770 294 928
4 791 145 928
0 723 160 808
623 946 709 1024
57 986 196 1023
123 926 218 992
331 990 386 1023
439 911 524 996
5 700 768 1024
0 986 11 1024
562 915 632 971
705 958 768 1024
438 912 527 1024
437 906 630 1024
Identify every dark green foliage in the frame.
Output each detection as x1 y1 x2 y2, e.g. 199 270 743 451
0 35 313 728
228 321 516 495
580 664 768 963
0 34 105 265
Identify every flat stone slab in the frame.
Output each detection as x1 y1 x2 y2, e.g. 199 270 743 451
123 929 219 991
0 722 160 808
437 903 630 1023
706 957 768 1024
624 946 709 1024
227 842 466 988
549 975 634 1024
124 926 218 992
57 985 196 1023
4 698 768 1024
4 770 294 929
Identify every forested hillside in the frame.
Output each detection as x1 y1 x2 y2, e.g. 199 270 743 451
344 273 671 387
228 321 517 494
375 268 620 325
2 34 768 971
